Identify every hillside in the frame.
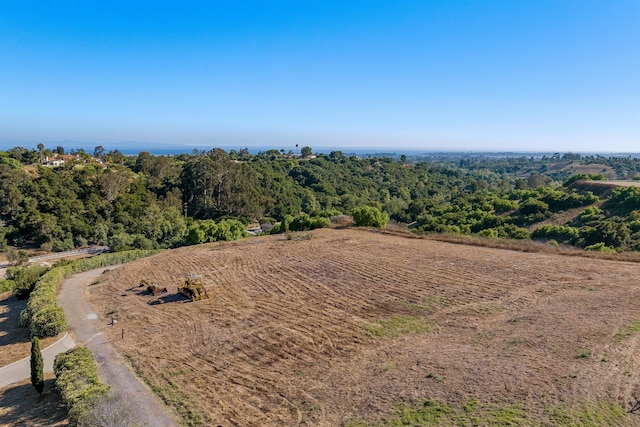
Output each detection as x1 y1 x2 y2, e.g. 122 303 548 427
88 228 640 426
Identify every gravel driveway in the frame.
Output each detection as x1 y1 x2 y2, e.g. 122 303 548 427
58 267 178 427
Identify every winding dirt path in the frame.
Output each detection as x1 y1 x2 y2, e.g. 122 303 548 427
58 267 178 427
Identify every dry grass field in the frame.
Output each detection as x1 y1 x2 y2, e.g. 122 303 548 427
89 228 640 426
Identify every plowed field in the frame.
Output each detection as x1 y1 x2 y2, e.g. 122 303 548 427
89 228 640 426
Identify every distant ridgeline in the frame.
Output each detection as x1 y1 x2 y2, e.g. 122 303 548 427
0 145 639 254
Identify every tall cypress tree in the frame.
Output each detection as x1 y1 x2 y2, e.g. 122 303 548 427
30 336 44 394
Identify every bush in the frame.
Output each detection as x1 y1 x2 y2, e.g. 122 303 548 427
7 265 49 300
185 219 247 244
563 173 606 186
107 233 134 252
270 214 330 234
532 225 580 243
352 206 389 228
52 237 75 252
0 279 17 293
54 347 110 426
579 206 603 222
493 198 518 212
502 225 531 240
186 226 206 245
606 187 640 215
215 219 248 241
289 214 330 231
30 306 66 337
6 249 29 266
584 242 617 253
541 190 598 212
518 198 549 215
477 228 499 238
78 392 138 427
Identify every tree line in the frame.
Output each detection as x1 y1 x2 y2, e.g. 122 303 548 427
0 145 639 254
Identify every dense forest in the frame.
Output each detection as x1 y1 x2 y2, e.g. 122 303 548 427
1 145 639 257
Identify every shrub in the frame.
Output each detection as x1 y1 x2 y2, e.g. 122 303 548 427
289 214 330 231
578 221 631 249
7 265 50 300
563 173 606 186
30 305 66 337
493 198 518 212
504 225 531 240
532 225 580 243
541 190 598 212
77 392 138 427
214 219 248 241
54 347 110 426
270 214 329 234
0 279 17 293
477 228 499 238
52 237 75 252
186 226 206 245
606 187 640 215
185 219 247 244
579 206 603 222
107 233 134 252
584 242 617 253
518 198 549 216
6 249 29 266
352 206 389 228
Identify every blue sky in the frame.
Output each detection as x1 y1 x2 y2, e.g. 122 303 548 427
0 0 638 153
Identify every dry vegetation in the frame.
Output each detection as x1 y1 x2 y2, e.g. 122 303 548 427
89 228 640 426
561 162 618 179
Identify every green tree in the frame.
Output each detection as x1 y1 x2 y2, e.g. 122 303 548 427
352 206 389 228
93 145 105 160
31 336 44 394
300 146 313 158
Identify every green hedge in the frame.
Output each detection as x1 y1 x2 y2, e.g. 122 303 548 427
54 346 110 425
21 249 161 337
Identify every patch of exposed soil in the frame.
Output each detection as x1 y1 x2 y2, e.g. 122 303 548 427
89 228 640 426
0 375 68 427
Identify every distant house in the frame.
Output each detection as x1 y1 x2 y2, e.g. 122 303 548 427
42 155 65 167
42 153 106 168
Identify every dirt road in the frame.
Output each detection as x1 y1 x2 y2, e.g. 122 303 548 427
58 267 178 427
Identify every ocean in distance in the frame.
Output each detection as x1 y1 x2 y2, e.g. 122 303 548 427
1 141 638 159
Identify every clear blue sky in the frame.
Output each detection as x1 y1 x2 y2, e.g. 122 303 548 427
1 0 639 152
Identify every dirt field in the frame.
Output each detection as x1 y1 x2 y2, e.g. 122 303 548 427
591 180 640 188
561 162 618 179
89 228 640 426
